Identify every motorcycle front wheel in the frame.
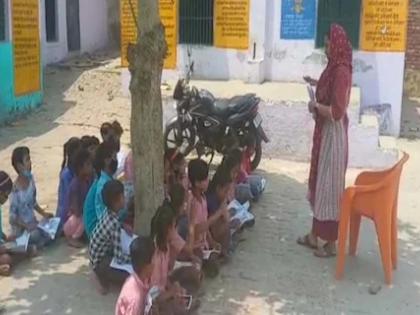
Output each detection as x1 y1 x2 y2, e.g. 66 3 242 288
164 117 196 156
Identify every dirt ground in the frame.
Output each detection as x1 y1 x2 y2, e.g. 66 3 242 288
0 59 420 315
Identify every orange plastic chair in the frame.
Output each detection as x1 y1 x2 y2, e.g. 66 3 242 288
335 152 409 285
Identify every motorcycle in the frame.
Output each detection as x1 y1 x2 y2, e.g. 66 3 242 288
164 64 269 170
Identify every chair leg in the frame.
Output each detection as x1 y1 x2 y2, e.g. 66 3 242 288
375 219 393 285
391 215 398 270
336 205 351 280
349 213 361 256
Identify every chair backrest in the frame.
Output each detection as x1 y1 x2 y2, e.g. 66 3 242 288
354 152 409 219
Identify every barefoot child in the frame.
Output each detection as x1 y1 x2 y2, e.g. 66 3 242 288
206 171 234 256
56 137 82 224
115 236 155 315
63 149 94 247
89 180 130 294
10 147 54 249
0 171 15 276
188 159 226 276
83 141 119 238
150 205 200 313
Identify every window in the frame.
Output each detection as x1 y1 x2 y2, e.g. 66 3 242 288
179 0 213 45
316 0 361 49
45 0 58 42
0 0 6 41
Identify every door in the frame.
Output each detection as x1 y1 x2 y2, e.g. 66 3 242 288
66 0 80 51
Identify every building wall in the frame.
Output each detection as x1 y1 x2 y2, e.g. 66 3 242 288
40 0 68 65
0 1 43 123
40 0 108 65
158 0 406 136
404 0 420 97
80 0 108 53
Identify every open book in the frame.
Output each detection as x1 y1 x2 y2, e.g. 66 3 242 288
2 231 30 253
307 85 315 101
110 229 138 274
38 217 61 240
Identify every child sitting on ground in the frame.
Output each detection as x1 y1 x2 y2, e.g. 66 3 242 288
89 180 130 295
206 171 235 256
188 159 227 276
10 147 54 249
150 204 200 313
0 171 36 276
56 137 82 224
237 135 265 201
115 236 155 315
81 135 100 160
83 141 120 239
100 121 125 178
63 149 94 248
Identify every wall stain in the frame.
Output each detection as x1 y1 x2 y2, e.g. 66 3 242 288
272 49 287 61
303 52 327 65
353 58 373 73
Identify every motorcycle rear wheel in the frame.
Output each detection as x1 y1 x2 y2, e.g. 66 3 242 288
250 136 262 171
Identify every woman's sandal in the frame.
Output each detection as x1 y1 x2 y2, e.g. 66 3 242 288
297 234 318 250
314 243 336 258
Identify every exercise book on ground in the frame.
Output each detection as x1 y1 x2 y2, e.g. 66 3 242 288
110 229 138 274
38 217 61 240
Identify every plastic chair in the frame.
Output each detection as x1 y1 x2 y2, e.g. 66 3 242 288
335 152 409 285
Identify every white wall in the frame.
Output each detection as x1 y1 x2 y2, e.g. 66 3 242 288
40 0 69 65
79 0 108 53
40 0 108 65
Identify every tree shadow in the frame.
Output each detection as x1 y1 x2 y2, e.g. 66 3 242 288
1 239 118 315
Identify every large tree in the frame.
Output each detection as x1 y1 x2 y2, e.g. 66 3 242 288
128 0 167 234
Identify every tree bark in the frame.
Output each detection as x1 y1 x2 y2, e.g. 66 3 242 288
129 0 167 235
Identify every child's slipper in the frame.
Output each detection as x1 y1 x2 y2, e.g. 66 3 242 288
297 234 318 250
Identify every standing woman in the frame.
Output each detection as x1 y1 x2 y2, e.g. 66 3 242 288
298 24 352 257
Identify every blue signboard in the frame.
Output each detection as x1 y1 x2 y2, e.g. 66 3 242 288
281 0 316 39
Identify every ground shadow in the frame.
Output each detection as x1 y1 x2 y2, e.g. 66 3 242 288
0 66 82 151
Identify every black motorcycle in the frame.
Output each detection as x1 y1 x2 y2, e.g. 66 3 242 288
164 77 269 170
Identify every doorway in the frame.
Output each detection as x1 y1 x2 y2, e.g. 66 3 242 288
66 0 80 51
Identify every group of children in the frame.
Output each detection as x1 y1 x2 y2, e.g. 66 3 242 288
0 119 265 315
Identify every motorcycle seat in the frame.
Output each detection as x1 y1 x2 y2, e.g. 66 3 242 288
212 94 257 117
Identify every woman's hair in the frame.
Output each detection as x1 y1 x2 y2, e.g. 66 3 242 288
102 180 124 210
11 146 30 174
130 236 155 273
62 137 82 171
73 149 91 176
93 141 116 176
81 135 100 149
188 159 208 187
0 171 13 194
168 183 186 216
100 121 123 141
150 205 176 252
209 168 233 194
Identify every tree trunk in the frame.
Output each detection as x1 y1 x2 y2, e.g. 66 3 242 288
129 0 167 235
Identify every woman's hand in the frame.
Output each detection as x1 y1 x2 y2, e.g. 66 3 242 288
304 76 317 86
308 100 318 113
